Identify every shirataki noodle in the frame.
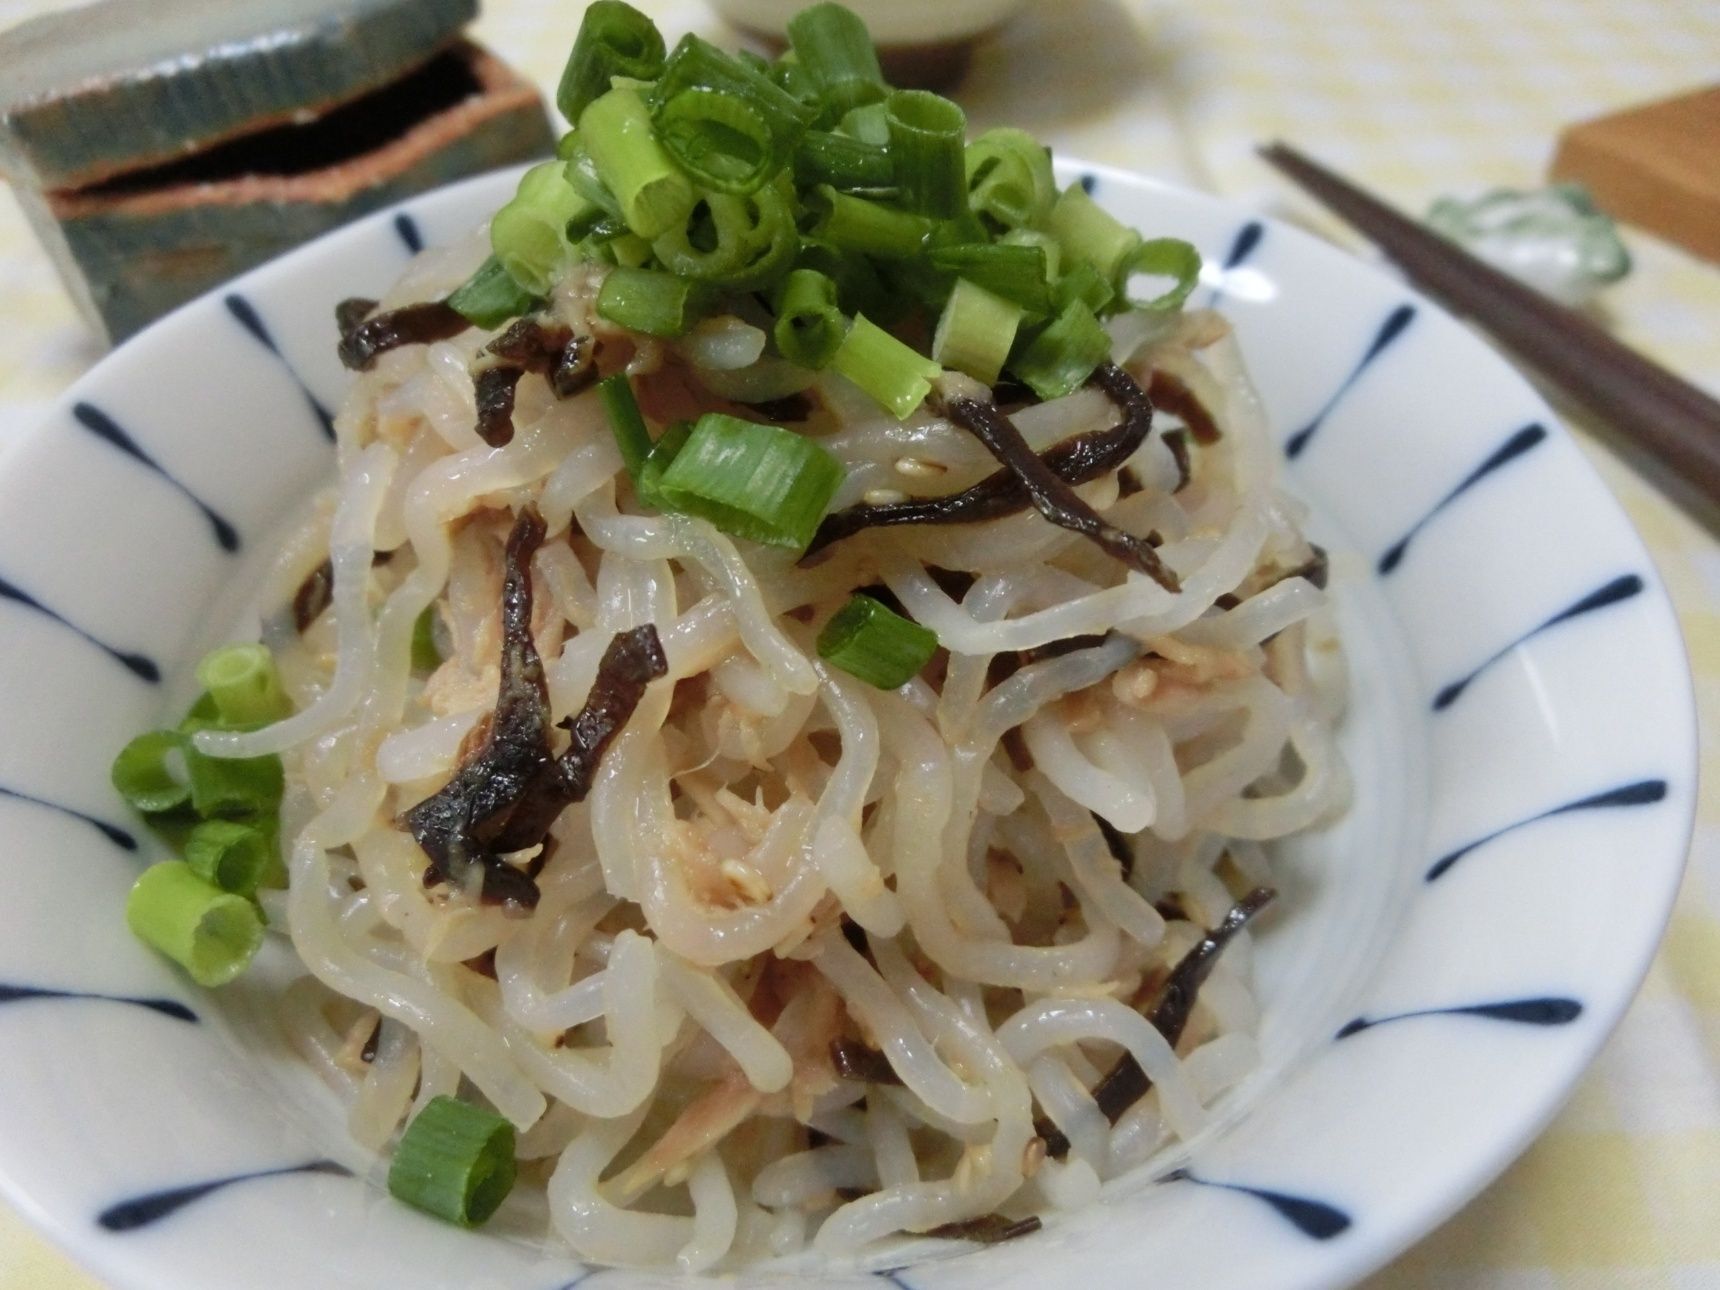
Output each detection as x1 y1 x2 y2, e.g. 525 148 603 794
202 227 1348 1272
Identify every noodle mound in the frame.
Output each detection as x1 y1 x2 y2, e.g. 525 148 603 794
207 230 1348 1270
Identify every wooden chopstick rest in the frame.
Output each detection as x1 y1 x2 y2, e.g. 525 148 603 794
0 0 555 344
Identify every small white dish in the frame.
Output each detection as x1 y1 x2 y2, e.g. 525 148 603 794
0 163 1694 1290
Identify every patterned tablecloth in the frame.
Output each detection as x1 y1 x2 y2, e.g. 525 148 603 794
0 0 1716 1284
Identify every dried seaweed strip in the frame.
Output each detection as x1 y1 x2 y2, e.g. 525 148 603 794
927 1214 1043 1244
334 297 379 336
1161 428 1192 492
945 388 1178 591
474 365 525 447
1093 811 1135 881
1038 886 1276 1157
803 363 1156 562
338 300 472 371
829 1038 903 1085
550 333 598 398
400 509 554 910
292 558 336 632
486 623 669 852
1148 368 1221 445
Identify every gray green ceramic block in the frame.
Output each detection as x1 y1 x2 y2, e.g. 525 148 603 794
0 0 556 343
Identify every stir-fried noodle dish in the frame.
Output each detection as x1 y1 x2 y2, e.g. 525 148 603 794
113 2 1349 1270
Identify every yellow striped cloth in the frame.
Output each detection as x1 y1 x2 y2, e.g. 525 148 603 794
0 0 1715 1284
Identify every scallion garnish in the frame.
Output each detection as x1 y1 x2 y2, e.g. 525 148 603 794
831 315 941 418
652 413 843 550
927 241 1055 315
446 256 541 330
801 185 931 259
112 729 190 814
125 860 264 987
410 606 444 673
1012 298 1113 401
635 419 693 510
596 265 707 337
183 819 273 897
653 87 777 196
388 1096 518 1228
1046 184 1142 285
196 643 290 727
580 87 696 240
556 0 666 124
599 372 652 481
786 2 887 117
651 185 797 289
1119 236 1203 311
933 278 1021 385
772 267 847 369
817 593 939 689
794 129 894 194
965 128 1058 232
182 741 284 821
490 162 590 295
885 90 967 219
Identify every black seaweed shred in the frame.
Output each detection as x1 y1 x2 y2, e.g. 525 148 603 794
927 1214 1043 1244
829 1038 903 1085
487 622 668 851
474 365 524 447
942 372 1179 591
1093 812 1135 881
472 319 597 447
1148 368 1221 445
1038 886 1276 1157
1291 543 1329 590
359 1018 381 1064
292 558 336 632
337 300 472 371
335 297 379 337
802 363 1157 564
399 509 668 910
1161 428 1192 493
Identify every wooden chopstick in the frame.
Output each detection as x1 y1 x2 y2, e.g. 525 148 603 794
1258 141 1720 499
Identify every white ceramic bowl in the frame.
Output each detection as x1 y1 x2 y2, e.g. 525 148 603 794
0 163 1694 1290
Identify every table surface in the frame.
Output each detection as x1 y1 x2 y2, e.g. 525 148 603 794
0 0 1716 1286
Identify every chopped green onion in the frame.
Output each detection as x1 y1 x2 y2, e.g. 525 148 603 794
126 861 264 987
490 162 590 294
839 102 891 146
556 0 666 123
651 184 798 289
786 3 886 117
831 315 942 419
597 266 707 337
796 238 894 320
411 607 444 673
1047 184 1141 285
112 730 190 815
772 268 847 368
927 241 1055 314
1052 259 1116 315
446 256 541 329
388 1096 518 1228
802 185 931 259
652 413 842 550
771 50 820 107
885 90 967 219
607 232 654 268
817 594 938 689
653 88 779 195
196 643 290 727
655 34 815 126
183 819 272 897
1119 236 1203 311
965 128 1057 232
794 130 894 194
599 372 652 480
635 419 693 509
183 743 284 821
933 279 1021 385
1011 298 1112 401
579 88 696 240
563 142 623 217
